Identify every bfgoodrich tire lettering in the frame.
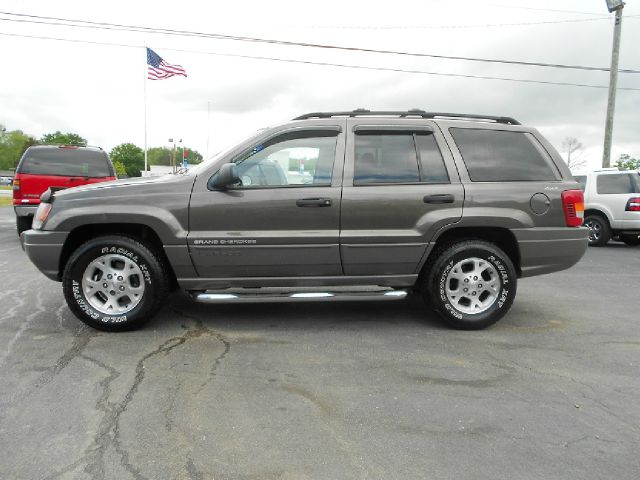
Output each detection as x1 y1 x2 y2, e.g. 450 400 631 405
62 235 169 331
426 240 517 330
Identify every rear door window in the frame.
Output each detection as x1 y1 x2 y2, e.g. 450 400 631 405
596 174 640 194
18 148 113 177
354 131 449 185
450 128 558 182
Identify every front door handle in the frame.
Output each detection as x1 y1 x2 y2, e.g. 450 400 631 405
423 194 455 204
296 198 332 207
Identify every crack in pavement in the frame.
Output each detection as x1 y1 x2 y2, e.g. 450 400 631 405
186 457 205 480
90 311 227 480
20 307 231 480
0 323 97 411
170 307 231 396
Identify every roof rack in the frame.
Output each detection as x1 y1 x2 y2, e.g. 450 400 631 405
34 144 102 150
293 108 521 125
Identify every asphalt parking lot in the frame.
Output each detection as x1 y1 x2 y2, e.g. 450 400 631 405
0 206 638 480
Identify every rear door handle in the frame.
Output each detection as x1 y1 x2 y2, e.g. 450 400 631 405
423 194 455 204
296 198 332 207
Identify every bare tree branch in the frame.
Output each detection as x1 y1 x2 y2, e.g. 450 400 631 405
561 137 586 170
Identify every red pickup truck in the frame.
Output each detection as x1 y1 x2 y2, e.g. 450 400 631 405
13 145 116 234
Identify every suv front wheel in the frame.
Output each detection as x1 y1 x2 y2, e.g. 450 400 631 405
426 240 517 330
62 235 169 331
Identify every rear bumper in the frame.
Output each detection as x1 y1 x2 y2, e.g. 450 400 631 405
14 205 38 217
611 218 640 234
21 229 69 281
513 227 589 278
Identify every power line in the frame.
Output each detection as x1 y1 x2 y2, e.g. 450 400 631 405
488 4 612 16
283 15 640 30
1 31 639 92
0 11 639 74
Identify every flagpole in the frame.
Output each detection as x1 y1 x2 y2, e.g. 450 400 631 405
143 46 148 174
206 100 210 160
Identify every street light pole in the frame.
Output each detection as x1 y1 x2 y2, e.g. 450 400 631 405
602 2 624 168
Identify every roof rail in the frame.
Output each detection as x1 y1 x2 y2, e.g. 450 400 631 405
35 144 102 150
293 108 520 125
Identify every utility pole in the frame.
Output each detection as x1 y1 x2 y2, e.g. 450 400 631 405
602 0 625 168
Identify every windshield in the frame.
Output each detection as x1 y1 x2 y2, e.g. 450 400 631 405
189 128 270 175
18 148 113 177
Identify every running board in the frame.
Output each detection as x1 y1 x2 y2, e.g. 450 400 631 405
191 287 408 304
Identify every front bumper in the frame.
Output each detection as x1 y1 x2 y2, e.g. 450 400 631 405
14 205 38 217
513 227 589 278
21 229 69 281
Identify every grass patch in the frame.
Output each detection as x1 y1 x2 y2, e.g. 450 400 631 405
0 185 12 190
0 197 13 206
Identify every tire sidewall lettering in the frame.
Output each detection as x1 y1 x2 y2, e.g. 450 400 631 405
438 249 512 319
72 245 150 324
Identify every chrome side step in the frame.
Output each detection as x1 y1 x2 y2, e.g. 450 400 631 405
191 287 408 304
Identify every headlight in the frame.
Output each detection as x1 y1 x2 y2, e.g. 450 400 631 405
32 203 52 230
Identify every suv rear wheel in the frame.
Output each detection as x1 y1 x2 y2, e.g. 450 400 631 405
426 240 517 330
62 235 169 331
584 215 610 247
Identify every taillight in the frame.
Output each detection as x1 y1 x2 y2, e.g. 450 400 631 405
12 178 21 199
626 197 640 212
32 202 52 230
562 189 584 227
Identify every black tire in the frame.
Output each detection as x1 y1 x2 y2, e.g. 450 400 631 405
425 240 517 330
584 215 610 247
16 216 32 235
62 235 169 331
621 234 640 246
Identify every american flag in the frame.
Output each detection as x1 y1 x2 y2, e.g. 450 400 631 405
147 48 187 80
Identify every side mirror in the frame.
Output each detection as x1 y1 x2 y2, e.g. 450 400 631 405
211 163 240 189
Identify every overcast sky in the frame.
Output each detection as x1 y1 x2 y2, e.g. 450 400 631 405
1 0 639 170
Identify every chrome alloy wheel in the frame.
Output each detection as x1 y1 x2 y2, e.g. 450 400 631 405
445 257 500 315
82 254 145 315
584 219 601 242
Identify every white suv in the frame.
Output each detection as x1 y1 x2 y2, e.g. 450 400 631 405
574 169 640 247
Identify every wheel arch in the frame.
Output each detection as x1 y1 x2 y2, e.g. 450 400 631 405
417 226 521 284
58 223 178 289
584 208 612 226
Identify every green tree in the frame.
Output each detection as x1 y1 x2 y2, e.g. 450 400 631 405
147 146 203 167
147 147 172 166
0 128 37 170
112 160 127 177
616 154 640 171
39 131 87 146
110 143 144 177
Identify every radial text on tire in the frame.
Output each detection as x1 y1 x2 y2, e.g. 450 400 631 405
62 235 169 331
426 240 518 330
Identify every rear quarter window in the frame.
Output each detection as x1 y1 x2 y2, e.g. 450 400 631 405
17 148 113 177
596 174 640 194
450 128 558 182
